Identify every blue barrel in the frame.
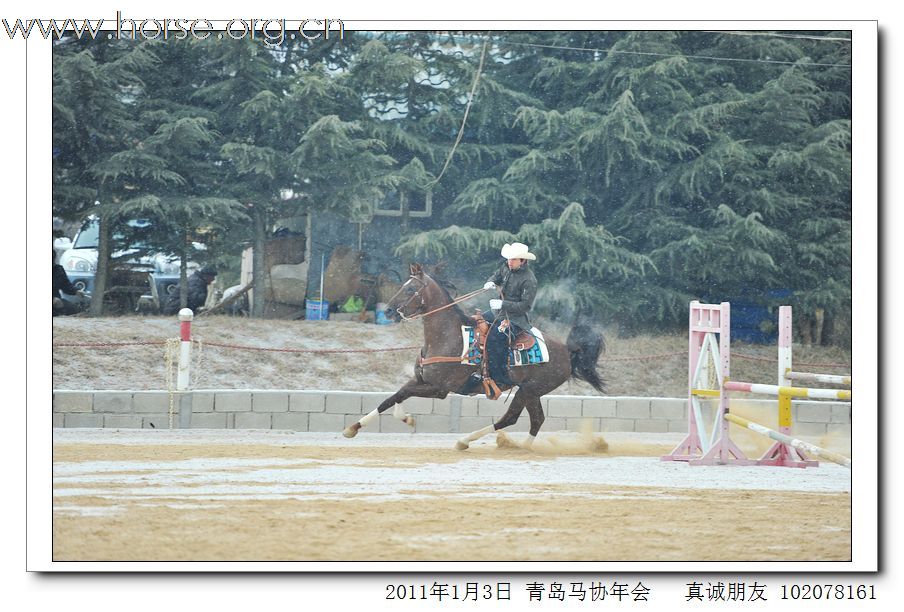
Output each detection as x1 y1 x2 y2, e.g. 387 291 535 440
306 299 329 321
375 302 393 325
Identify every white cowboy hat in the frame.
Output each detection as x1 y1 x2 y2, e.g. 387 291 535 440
500 242 536 261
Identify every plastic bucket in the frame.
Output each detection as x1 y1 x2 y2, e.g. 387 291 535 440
305 299 329 321
375 302 393 325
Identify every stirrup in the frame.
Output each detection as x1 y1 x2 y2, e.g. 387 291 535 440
482 378 503 401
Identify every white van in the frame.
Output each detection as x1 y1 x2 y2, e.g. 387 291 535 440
56 216 203 312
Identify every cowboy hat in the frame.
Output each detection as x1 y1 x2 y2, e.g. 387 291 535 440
500 242 536 261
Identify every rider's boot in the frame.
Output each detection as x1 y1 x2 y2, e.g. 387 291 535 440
457 372 484 395
489 361 516 388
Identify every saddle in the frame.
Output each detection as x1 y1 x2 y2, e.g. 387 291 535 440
513 330 537 351
469 311 521 401
470 312 491 349
474 314 536 351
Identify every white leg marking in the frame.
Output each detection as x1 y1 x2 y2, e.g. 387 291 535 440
456 424 495 450
359 407 380 428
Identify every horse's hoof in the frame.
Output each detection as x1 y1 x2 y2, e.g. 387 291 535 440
404 415 416 428
342 423 361 438
455 440 469 451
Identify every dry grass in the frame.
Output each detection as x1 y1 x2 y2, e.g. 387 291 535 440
52 314 852 397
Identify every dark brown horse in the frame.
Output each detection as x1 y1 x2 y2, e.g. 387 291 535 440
342 263 606 449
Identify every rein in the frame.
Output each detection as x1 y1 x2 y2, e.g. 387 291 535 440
391 274 495 369
397 285 493 322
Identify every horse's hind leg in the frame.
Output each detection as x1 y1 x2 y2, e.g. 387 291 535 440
456 393 527 450
343 378 444 438
522 396 545 449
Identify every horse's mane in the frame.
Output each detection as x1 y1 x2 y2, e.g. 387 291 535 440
425 271 472 326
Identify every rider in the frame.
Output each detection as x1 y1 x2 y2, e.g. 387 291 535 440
480 242 538 388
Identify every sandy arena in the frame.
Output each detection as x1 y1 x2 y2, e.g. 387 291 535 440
53 428 851 562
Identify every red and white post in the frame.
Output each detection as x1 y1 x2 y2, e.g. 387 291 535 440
177 308 194 428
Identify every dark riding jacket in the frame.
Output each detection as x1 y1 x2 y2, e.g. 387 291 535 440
185 272 211 311
53 264 79 300
164 271 211 314
487 263 537 330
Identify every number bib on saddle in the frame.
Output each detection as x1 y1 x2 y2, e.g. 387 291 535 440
459 326 550 367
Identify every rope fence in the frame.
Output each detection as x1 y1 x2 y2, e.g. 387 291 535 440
732 352 851 370
50 339 850 369
53 341 166 348
199 341 421 354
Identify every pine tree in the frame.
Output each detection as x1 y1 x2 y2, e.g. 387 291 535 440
204 37 401 316
392 31 851 339
53 38 159 315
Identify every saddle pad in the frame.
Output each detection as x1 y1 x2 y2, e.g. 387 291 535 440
460 326 550 367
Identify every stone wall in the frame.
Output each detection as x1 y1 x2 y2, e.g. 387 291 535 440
52 389 852 437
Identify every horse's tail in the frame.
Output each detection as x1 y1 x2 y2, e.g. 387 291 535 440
566 319 606 392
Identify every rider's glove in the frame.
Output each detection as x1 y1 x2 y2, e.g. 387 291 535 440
483 282 496 290
489 299 503 310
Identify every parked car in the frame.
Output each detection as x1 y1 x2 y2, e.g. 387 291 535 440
55 216 204 313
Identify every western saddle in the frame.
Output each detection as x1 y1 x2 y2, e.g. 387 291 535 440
469 312 535 400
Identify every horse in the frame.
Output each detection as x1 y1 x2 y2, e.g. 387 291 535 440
342 263 606 450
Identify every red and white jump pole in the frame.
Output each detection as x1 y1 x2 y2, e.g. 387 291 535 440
722 381 850 468
724 380 852 401
725 414 851 469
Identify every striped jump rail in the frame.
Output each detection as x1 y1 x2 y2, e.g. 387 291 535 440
724 380 851 401
724 413 852 469
784 371 851 387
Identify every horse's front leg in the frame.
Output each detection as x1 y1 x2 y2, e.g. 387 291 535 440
456 392 528 450
343 378 445 438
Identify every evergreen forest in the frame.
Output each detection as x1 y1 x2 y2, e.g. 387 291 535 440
52 30 853 344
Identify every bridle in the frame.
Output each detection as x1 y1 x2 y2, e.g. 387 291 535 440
388 276 429 322
387 274 492 322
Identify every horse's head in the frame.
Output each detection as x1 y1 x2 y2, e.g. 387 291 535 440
384 263 449 322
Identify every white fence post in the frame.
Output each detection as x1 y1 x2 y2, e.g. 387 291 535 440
778 305 793 387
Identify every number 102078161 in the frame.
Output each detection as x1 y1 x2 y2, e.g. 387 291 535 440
781 584 876 600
